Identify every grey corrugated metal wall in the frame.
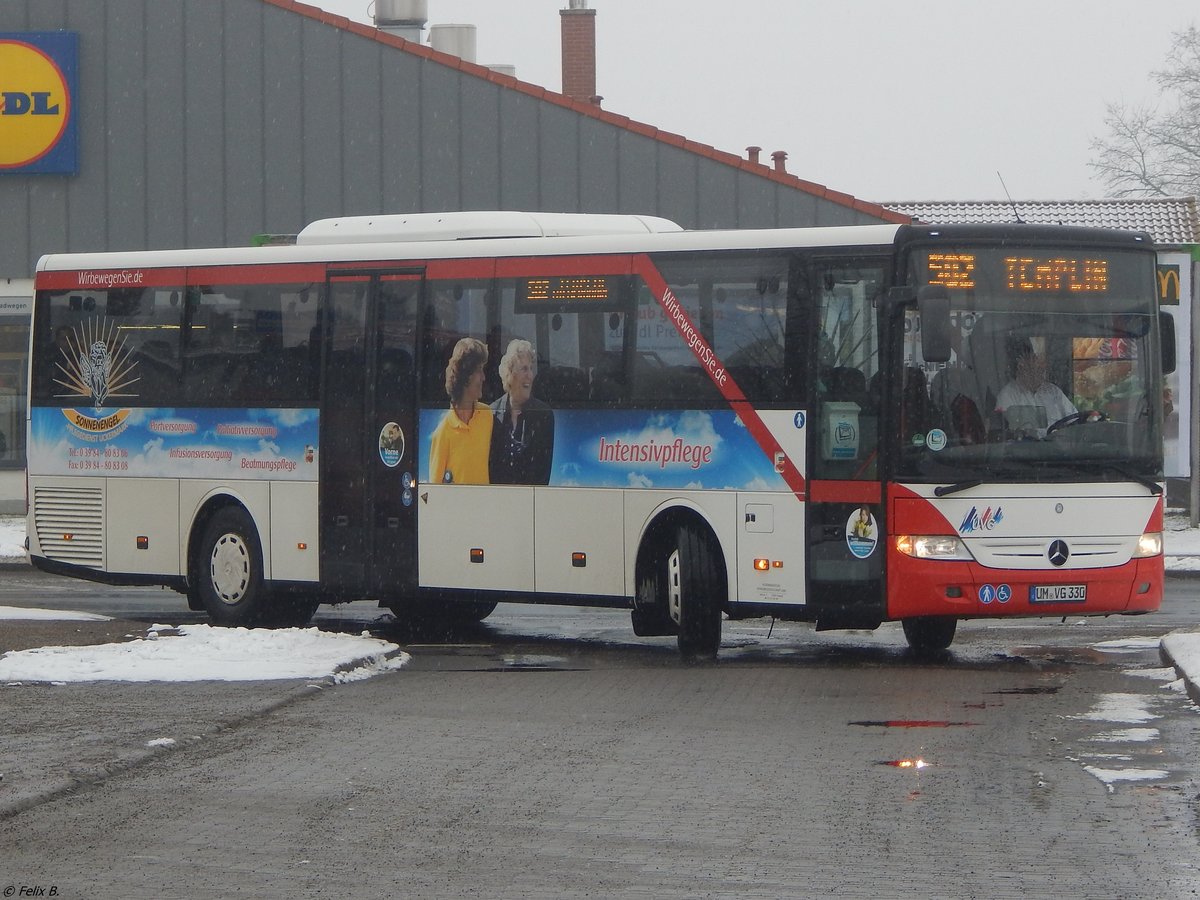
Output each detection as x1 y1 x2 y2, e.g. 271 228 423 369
0 0 889 276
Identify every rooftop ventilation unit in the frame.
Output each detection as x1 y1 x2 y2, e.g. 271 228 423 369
296 211 683 245
374 0 427 42
429 23 477 62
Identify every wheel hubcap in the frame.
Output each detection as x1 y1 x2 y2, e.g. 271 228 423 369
210 533 250 605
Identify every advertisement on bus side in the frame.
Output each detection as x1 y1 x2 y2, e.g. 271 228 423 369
418 406 792 491
28 407 319 481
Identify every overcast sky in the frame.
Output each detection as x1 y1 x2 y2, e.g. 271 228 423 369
317 1 1196 203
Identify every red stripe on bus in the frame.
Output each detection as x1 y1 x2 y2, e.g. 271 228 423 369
495 255 632 278
633 254 806 498
808 481 881 504
36 267 187 290
186 263 328 284
426 258 496 279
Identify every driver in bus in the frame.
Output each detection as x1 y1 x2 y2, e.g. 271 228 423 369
995 339 1077 436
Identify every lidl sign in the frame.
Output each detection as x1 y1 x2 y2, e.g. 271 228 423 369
0 32 78 175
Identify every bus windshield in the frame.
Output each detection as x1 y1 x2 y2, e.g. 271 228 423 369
898 245 1164 484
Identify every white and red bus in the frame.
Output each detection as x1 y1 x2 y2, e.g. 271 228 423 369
27 212 1171 657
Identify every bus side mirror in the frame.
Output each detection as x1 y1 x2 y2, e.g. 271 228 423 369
918 286 952 363
1160 311 1177 375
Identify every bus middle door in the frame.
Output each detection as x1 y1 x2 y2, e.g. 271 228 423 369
322 271 422 601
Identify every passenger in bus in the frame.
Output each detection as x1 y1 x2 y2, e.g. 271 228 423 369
995 340 1076 434
489 339 555 485
428 337 493 485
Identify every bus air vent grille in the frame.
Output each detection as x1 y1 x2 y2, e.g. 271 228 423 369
33 486 104 568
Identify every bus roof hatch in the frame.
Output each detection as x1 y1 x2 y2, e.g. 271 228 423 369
295 211 683 245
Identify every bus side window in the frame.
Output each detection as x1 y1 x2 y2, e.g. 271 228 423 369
420 280 491 405
646 254 791 405
813 262 883 478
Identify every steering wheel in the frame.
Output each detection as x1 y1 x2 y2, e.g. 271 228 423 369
1047 409 1108 434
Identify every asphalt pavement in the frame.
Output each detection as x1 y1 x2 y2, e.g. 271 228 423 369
2 553 1199 824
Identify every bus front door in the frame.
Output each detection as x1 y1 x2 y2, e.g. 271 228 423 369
322 271 422 602
806 260 886 630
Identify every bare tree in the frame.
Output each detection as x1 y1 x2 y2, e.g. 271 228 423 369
1090 26 1200 197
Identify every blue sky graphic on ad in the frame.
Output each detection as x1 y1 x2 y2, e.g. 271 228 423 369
419 407 787 490
29 407 319 481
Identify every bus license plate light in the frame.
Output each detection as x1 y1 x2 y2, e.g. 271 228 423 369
1029 584 1086 603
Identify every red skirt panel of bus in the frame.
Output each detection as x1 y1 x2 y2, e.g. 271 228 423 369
884 485 1162 620
885 550 1162 620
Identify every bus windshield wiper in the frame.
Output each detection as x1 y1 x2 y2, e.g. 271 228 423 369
934 479 982 497
1093 463 1163 495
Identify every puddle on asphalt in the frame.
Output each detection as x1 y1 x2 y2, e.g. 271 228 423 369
850 719 978 728
878 758 932 769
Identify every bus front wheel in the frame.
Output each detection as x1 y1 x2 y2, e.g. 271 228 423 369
901 616 957 653
668 523 723 661
191 506 275 627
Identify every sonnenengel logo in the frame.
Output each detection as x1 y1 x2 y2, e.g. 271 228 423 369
52 318 139 411
61 406 132 441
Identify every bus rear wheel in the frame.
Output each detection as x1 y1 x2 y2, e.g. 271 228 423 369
191 506 289 628
668 523 723 661
901 616 957 653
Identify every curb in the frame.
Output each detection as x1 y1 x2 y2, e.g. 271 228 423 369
1159 635 1200 707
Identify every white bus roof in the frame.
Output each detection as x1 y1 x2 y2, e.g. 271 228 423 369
36 214 907 273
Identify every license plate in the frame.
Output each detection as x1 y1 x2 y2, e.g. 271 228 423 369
1029 584 1087 603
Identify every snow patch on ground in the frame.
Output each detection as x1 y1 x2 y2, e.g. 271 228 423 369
0 623 408 683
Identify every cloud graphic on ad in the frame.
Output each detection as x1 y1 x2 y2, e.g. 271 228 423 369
271 408 318 428
619 410 721 451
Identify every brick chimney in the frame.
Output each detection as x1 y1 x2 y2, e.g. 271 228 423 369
561 0 600 105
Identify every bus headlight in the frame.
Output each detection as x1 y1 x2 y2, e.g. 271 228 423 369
895 534 974 561
1133 532 1163 558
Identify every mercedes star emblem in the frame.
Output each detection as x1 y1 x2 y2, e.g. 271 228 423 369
1047 540 1070 567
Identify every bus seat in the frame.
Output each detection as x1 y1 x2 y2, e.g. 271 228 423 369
931 367 973 407
966 321 1015 413
931 367 985 444
535 366 589 404
378 348 414 385
727 366 769 400
827 366 867 406
635 365 720 401
899 366 932 436
588 354 625 402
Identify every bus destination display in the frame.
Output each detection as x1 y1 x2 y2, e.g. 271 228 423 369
926 252 1110 294
517 274 632 310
